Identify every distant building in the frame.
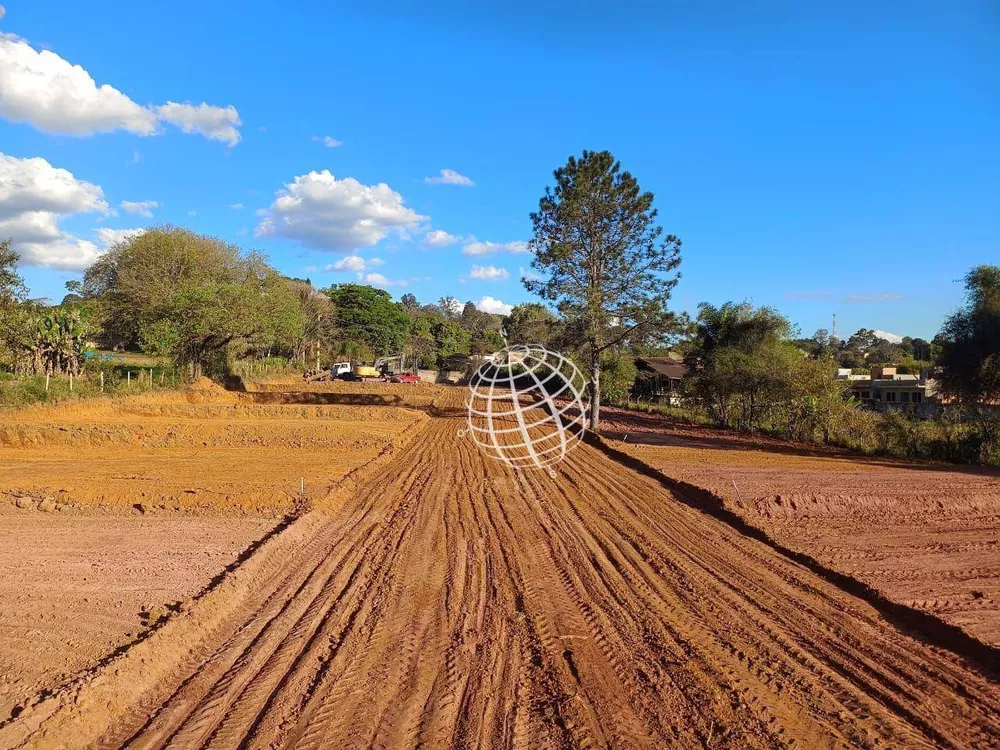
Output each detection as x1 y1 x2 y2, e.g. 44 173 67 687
633 355 688 405
837 366 938 417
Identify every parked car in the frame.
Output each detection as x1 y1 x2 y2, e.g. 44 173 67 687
390 372 421 384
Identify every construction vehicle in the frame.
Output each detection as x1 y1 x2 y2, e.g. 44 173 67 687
331 361 352 379
351 363 383 381
373 353 410 377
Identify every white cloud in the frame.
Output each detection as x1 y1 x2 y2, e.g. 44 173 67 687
95 227 145 248
0 35 158 136
0 36 241 144
0 153 107 219
120 199 158 218
229 202 244 210
255 170 425 252
519 265 541 282
155 102 241 146
423 229 459 247
326 255 386 273
873 330 905 344
363 272 407 288
0 151 108 269
424 168 474 186
311 135 343 148
462 239 530 256
475 296 513 315
328 255 366 272
469 264 509 281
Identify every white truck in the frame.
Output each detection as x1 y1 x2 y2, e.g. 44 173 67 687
330 361 352 379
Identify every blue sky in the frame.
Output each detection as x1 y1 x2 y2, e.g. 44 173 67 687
1 1 997 339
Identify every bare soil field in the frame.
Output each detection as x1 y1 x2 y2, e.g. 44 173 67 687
0 380 429 514
600 406 1000 647
4 390 999 749
0 507 274 724
0 380 434 732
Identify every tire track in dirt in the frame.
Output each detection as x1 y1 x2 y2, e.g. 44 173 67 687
10 401 1000 749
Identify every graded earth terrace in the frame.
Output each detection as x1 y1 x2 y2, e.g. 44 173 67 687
0 382 998 750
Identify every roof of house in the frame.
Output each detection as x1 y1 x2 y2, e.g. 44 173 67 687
636 356 688 379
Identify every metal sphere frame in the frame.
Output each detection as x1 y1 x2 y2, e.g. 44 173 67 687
460 344 589 477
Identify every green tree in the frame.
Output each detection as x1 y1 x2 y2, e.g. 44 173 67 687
83 226 303 375
0 240 34 372
503 303 560 346
525 150 682 430
431 318 471 365
598 351 637 404
687 302 794 429
937 265 1000 460
326 283 409 357
0 239 26 306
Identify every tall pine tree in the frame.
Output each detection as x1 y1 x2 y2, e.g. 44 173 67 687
525 151 682 430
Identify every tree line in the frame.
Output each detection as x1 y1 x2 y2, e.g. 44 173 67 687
1 150 997 463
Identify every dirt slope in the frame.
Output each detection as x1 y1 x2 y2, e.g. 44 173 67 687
599 407 1000 646
6 406 1000 749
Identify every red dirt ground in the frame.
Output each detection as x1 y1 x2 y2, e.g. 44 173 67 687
599 406 1000 647
2 390 998 750
0 507 274 723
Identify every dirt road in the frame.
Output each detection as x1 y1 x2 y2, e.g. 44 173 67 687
10 404 1000 749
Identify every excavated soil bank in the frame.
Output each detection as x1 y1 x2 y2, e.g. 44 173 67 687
600 406 1000 647
0 388 427 514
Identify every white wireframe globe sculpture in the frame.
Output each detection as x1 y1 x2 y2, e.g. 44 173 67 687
461 344 589 477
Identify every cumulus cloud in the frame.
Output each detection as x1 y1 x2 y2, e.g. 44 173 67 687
363 272 407 288
120 199 158 217
469 264 509 281
95 227 146 248
423 229 459 247
328 255 366 272
424 169 474 186
0 35 158 136
475 296 513 315
155 102 241 146
326 255 386 274
229 202 244 210
873 330 904 344
0 35 241 143
311 135 343 148
462 239 530 256
255 170 425 252
0 151 108 269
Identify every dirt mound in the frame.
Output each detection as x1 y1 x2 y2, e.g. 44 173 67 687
188 376 224 393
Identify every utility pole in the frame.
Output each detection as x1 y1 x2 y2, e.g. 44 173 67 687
832 313 838 343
